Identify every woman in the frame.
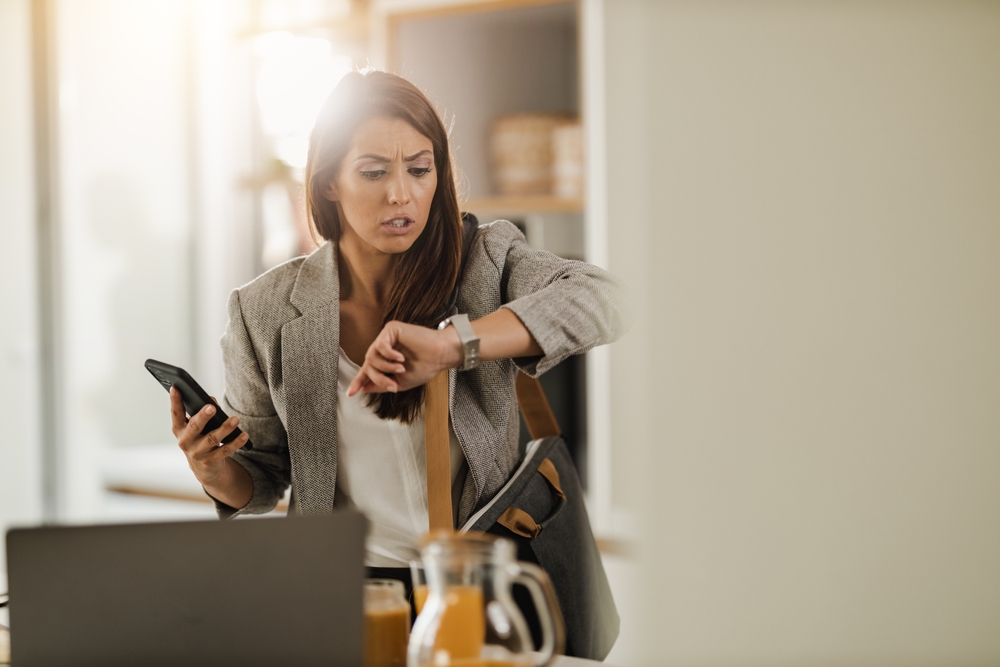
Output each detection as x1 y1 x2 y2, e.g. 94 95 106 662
169 71 627 570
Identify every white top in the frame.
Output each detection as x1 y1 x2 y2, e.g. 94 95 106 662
335 348 467 567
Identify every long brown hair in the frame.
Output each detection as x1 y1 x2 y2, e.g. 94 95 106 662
305 70 464 423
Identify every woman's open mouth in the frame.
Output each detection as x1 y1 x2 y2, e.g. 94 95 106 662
381 217 415 235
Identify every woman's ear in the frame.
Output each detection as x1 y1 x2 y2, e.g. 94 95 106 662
323 180 339 202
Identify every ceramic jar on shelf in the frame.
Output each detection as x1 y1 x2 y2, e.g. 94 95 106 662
490 113 582 198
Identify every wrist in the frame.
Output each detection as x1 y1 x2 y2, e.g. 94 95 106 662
200 458 234 493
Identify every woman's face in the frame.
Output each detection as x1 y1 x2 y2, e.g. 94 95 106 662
328 115 438 256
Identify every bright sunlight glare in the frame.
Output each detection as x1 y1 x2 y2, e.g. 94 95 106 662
255 32 353 168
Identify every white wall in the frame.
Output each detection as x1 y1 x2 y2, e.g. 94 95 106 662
606 1 1000 664
0 0 44 572
54 0 197 519
190 0 261 396
50 0 259 521
0 0 271 531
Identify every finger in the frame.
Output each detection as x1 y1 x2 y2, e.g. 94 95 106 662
346 369 372 397
367 351 406 375
364 365 399 393
184 403 217 441
214 431 250 459
348 366 397 396
169 387 188 435
198 414 241 451
357 378 379 393
352 375 386 395
376 335 405 363
369 322 405 362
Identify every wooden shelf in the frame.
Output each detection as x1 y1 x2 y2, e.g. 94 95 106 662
236 15 368 43
464 195 584 215
106 484 290 512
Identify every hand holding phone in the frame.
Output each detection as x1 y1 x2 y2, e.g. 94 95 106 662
147 359 254 509
145 359 253 451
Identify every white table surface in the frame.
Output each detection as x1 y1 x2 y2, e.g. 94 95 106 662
0 645 600 667
553 656 609 666
0 569 605 667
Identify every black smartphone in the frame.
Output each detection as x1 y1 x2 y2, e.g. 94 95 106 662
144 358 253 451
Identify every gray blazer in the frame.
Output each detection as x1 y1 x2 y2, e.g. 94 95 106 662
217 220 627 523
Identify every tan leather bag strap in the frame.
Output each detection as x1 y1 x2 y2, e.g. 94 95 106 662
495 457 567 539
424 370 561 534
515 372 561 439
497 507 542 539
424 371 453 532
536 458 566 501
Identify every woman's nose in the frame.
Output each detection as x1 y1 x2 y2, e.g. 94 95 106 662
387 170 411 206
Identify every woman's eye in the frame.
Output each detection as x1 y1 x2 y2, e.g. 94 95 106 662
408 167 431 177
360 170 386 180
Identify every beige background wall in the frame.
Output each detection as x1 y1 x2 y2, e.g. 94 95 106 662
0 0 43 573
605 1 1000 664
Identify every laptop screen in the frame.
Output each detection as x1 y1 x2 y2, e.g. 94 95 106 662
6 512 367 667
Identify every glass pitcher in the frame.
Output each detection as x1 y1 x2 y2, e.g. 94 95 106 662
408 533 565 667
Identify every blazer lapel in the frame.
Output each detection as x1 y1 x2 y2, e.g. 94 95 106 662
282 243 340 514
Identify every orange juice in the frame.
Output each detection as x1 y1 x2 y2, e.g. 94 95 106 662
364 603 410 667
414 584 429 613
431 585 485 660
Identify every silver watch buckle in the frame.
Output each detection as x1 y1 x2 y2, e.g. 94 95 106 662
438 314 480 371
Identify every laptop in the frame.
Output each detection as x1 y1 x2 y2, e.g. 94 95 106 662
5 511 367 667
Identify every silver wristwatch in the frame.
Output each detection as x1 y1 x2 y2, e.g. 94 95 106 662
437 313 480 371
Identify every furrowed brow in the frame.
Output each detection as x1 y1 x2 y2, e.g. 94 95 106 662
354 153 390 163
405 150 432 162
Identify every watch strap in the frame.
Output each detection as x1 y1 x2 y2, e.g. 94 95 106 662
438 314 480 371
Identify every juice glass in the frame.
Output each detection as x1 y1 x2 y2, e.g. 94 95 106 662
365 578 410 667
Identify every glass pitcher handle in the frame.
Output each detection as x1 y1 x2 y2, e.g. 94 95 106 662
509 561 566 667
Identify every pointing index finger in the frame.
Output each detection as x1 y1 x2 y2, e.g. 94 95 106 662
346 369 366 398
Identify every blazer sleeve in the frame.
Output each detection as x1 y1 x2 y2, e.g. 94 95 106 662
213 288 292 518
482 220 631 377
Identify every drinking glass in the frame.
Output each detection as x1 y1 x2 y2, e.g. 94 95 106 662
365 578 410 667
